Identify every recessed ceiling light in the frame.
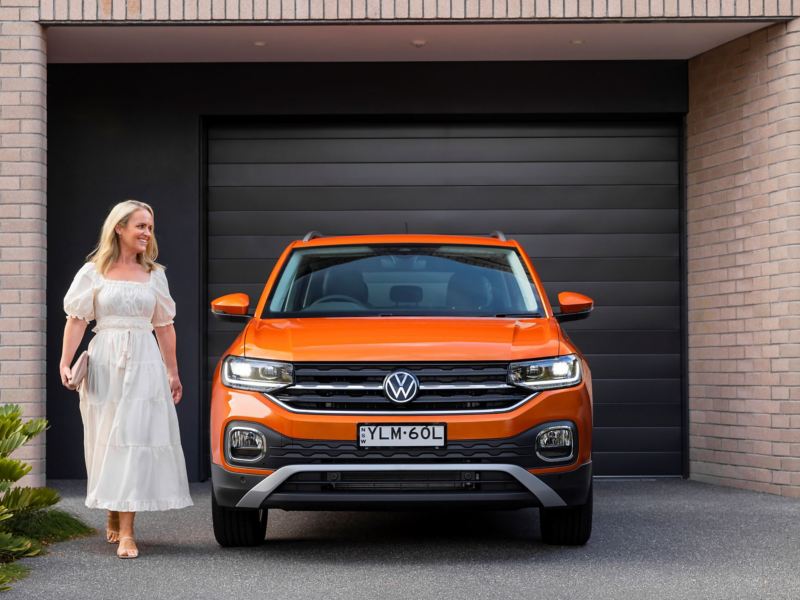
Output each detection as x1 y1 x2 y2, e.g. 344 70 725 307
570 39 584 45
411 39 427 48
254 41 267 47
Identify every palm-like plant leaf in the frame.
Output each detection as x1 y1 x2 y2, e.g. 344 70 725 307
20 419 47 439
0 423 20 446
0 406 22 440
0 487 59 514
0 458 30 484
0 433 28 459
0 405 21 423
0 531 38 559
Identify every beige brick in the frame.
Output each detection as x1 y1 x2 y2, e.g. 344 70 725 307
17 472 45 488
0 303 43 318
10 443 44 461
688 21 800 498
0 331 45 346
197 0 210 18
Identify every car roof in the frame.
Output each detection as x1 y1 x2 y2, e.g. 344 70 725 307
293 234 517 248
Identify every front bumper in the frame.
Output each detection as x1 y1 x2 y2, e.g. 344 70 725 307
211 460 592 510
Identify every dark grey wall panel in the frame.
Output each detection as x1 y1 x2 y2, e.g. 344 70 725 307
209 210 679 235
594 452 682 476
209 121 683 139
209 185 679 211
594 427 681 452
592 380 681 405
572 331 680 354
48 61 686 481
209 136 678 163
210 161 678 186
595 404 682 427
207 117 683 476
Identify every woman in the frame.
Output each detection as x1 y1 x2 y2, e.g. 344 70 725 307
59 200 193 559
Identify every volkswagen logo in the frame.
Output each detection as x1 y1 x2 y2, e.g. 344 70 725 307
383 370 419 404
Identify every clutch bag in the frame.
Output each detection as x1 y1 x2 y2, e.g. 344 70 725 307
68 350 89 391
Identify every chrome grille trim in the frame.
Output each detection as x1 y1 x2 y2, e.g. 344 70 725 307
420 383 515 390
292 383 384 391
291 382 515 391
264 391 538 415
276 362 530 414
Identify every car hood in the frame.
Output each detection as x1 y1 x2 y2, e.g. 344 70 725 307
243 317 561 363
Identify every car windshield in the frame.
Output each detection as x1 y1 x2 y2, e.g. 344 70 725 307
264 244 543 318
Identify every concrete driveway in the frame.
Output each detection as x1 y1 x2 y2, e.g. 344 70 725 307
9 479 800 600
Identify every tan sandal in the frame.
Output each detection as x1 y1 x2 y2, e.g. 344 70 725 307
116 536 139 559
106 511 119 544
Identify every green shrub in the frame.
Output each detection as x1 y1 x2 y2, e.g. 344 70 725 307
0 404 94 591
6 509 92 545
0 404 59 565
0 563 28 592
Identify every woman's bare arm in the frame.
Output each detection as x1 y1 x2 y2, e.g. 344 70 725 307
154 324 183 404
60 318 88 388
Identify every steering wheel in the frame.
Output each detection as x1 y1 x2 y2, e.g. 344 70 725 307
308 294 367 308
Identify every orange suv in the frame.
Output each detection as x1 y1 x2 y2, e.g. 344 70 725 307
210 233 594 546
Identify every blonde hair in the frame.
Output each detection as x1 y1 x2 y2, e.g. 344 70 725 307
87 200 162 275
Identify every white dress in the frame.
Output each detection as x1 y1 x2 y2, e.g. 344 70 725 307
63 262 193 512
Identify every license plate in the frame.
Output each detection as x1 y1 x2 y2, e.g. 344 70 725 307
358 424 446 448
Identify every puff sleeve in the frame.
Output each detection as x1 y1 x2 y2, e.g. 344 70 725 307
151 267 176 327
63 262 97 322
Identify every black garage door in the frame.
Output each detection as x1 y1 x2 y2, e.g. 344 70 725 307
207 118 682 476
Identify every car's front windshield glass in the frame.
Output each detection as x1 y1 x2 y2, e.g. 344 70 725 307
264 244 542 318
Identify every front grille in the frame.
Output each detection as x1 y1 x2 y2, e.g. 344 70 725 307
272 362 532 413
275 470 525 493
271 438 532 463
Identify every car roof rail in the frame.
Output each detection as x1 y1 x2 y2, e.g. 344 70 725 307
302 231 324 242
489 230 507 241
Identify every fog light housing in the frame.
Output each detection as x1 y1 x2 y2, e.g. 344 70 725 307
227 427 267 462
536 426 574 462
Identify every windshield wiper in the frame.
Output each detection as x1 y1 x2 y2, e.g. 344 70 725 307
493 313 541 318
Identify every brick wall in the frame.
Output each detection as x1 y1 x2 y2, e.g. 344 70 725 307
37 0 800 21
687 20 800 497
0 11 46 487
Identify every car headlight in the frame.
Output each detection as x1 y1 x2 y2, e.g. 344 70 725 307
221 356 294 392
508 355 581 391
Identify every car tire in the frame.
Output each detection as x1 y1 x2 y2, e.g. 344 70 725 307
539 482 593 546
212 490 268 547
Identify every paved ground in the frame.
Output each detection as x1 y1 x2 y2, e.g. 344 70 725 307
9 479 800 599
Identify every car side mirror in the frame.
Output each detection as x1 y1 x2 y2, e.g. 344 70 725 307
211 293 252 322
555 292 593 322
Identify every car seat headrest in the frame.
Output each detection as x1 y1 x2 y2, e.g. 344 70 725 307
323 269 369 304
